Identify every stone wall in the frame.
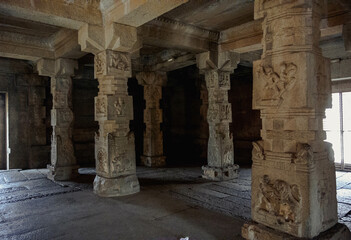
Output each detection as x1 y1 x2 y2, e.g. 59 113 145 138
0 57 50 169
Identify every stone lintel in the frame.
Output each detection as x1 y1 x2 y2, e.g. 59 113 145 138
103 0 188 27
37 58 78 77
78 23 140 55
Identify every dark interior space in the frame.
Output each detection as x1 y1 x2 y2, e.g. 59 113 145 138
72 54 98 168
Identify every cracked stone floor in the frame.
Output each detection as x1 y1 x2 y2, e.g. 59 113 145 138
0 167 350 240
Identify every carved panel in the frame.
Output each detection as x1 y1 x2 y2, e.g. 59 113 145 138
257 175 301 224
256 62 297 107
252 141 265 162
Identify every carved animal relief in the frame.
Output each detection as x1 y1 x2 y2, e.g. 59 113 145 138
257 175 301 224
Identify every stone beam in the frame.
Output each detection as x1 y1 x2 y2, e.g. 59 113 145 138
0 0 102 30
220 15 346 53
141 17 218 53
51 29 86 59
103 0 188 27
149 54 196 72
0 38 54 61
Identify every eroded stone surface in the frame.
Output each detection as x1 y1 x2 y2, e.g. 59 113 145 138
136 71 166 167
243 0 348 239
37 58 78 181
196 50 240 181
93 49 139 197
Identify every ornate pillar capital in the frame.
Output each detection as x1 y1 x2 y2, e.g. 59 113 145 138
78 23 141 55
136 71 167 87
196 50 239 73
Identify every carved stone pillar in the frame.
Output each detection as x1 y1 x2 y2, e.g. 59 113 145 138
93 49 139 197
196 50 240 181
136 72 166 167
242 1 350 239
37 58 78 181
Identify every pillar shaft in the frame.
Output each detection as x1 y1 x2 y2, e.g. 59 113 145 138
93 49 139 197
136 72 166 167
197 50 240 181
37 58 78 181
242 1 348 239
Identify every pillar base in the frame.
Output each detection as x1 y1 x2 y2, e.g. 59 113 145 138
93 174 140 197
47 164 79 181
141 156 166 167
202 164 239 181
242 222 351 240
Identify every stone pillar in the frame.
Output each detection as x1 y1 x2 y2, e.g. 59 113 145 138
93 49 139 197
37 58 78 181
196 50 240 181
242 0 351 239
136 71 166 167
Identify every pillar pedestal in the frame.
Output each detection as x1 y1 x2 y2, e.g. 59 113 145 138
93 174 139 197
242 222 351 240
47 164 79 181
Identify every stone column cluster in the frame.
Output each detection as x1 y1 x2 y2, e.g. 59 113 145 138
93 49 139 197
136 71 166 167
37 58 78 181
197 50 240 181
242 0 347 239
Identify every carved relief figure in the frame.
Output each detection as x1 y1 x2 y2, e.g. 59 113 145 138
258 62 297 101
114 97 125 116
257 175 301 224
96 98 106 114
94 54 104 75
295 143 313 165
97 148 107 173
110 52 129 71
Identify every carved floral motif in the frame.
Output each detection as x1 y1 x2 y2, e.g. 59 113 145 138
257 175 301 224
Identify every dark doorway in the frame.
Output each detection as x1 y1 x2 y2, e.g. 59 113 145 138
0 93 6 169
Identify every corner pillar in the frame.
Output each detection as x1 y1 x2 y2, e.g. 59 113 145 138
196 50 240 181
37 58 78 181
136 71 166 167
242 0 351 239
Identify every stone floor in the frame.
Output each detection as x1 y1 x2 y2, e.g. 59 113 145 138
0 167 350 240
